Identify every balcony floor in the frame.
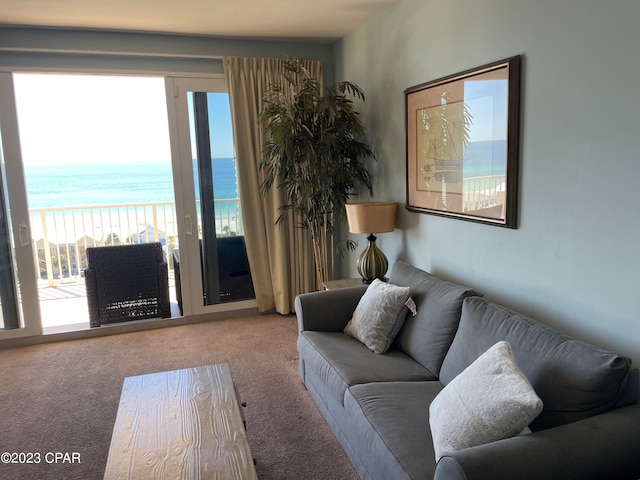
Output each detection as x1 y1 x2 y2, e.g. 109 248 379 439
38 274 181 334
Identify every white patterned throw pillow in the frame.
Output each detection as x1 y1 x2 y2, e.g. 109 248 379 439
429 341 543 461
344 279 416 354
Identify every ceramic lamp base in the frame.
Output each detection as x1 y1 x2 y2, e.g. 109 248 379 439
356 234 389 284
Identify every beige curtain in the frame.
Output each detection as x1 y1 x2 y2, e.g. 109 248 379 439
223 57 321 314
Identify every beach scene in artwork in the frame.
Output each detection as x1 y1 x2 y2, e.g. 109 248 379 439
408 73 510 219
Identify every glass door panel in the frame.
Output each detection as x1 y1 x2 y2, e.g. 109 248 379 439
0 72 41 337
188 92 254 306
165 77 255 316
0 137 20 329
13 73 179 331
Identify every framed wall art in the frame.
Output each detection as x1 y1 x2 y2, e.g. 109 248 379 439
405 55 521 228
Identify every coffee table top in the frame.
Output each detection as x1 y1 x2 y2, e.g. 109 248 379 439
104 363 257 480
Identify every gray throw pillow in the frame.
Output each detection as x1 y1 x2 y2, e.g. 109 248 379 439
344 279 415 354
429 341 543 461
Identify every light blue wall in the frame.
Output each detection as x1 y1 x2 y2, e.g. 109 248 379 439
335 0 640 365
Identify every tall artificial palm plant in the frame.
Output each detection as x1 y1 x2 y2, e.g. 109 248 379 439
260 59 374 286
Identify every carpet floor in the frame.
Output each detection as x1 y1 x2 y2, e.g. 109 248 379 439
0 313 359 480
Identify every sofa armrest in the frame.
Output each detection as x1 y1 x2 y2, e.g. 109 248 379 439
434 403 640 480
295 286 368 332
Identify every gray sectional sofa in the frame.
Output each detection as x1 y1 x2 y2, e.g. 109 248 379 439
295 261 640 480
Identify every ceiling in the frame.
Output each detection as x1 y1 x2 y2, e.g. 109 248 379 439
0 0 398 41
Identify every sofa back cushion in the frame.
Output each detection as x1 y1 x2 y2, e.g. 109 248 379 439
390 262 479 377
440 296 637 431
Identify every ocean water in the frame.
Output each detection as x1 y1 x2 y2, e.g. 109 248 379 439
24 158 238 209
462 140 507 178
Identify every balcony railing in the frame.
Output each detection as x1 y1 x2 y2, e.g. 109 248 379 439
462 175 506 212
29 199 243 287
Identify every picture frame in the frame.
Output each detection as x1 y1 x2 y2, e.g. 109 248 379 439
405 56 521 228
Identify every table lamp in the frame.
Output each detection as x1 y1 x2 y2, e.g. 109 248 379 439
345 202 397 283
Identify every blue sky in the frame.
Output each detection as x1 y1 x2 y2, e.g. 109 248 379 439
187 92 235 160
465 79 508 142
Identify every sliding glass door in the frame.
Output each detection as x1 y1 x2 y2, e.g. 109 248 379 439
0 128 20 330
0 72 255 338
12 73 180 331
0 73 42 338
165 77 254 316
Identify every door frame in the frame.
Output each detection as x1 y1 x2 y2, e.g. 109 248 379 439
0 72 255 341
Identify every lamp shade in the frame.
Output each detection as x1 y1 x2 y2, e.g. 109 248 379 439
345 202 397 234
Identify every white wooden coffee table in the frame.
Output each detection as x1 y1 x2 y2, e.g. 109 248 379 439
104 363 257 480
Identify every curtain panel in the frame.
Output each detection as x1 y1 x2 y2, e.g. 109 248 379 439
223 57 321 314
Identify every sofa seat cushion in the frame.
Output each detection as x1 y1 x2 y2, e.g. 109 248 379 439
298 331 435 406
345 381 443 480
440 296 635 431
389 262 479 377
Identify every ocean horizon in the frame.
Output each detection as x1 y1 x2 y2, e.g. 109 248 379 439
24 158 238 210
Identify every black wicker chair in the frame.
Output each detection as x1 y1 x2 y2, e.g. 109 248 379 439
85 242 171 327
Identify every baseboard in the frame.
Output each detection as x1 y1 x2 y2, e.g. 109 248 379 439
0 307 259 350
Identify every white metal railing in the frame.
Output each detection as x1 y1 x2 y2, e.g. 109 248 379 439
462 175 506 212
29 199 243 286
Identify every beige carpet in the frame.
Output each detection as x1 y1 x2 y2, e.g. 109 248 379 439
0 314 359 480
